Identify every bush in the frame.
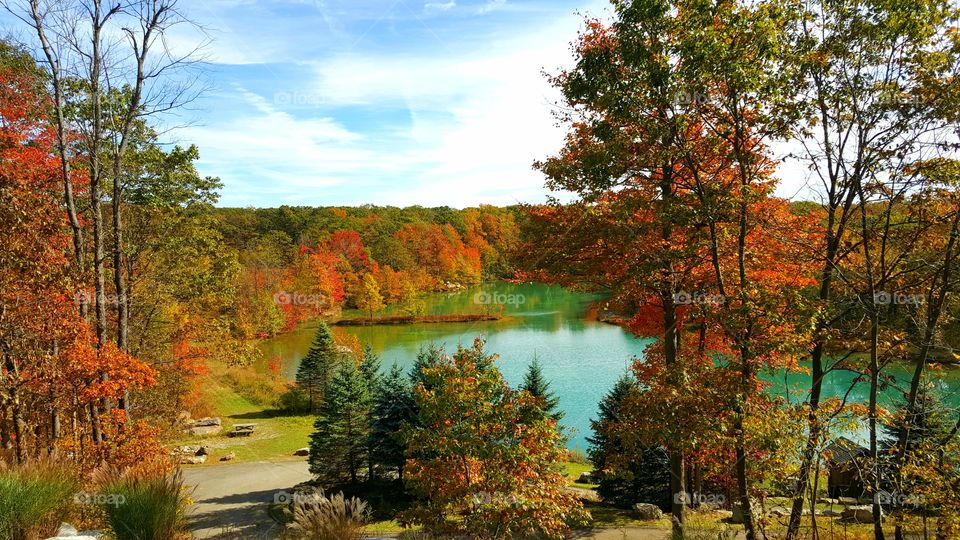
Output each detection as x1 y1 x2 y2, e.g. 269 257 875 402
286 488 371 540
278 385 310 413
0 458 77 540
93 462 191 540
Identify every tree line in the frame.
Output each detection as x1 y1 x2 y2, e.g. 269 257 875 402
518 0 960 539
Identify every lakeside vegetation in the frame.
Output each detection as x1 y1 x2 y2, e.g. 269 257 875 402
1 0 960 538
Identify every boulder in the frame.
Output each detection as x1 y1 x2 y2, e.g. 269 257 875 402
171 445 199 456
818 497 839 505
180 454 207 465
768 506 791 517
819 509 842 517
45 523 102 539
576 472 595 484
185 417 221 437
841 505 879 523
294 447 310 456
196 446 210 456
633 503 663 521
219 452 236 462
838 496 859 506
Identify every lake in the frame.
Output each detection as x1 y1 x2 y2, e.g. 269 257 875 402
260 282 960 450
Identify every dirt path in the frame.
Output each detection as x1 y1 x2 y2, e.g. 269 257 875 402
182 460 310 539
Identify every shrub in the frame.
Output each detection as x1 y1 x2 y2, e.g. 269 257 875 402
286 488 370 540
0 458 77 540
93 461 191 540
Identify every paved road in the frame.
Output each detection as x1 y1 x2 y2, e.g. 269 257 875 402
183 460 310 539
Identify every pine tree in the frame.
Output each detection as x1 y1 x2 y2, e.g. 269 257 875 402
309 360 371 485
520 357 562 421
296 322 340 413
370 364 417 481
588 373 671 509
359 344 381 480
359 344 382 397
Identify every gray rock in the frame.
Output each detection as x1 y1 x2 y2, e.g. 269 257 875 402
294 447 310 456
838 496 859 506
45 523 102 539
576 472 595 484
196 446 210 456
171 445 199 455
818 497 839 505
185 417 221 437
841 505 880 523
633 503 663 521
768 506 791 517
819 509 842 517
180 454 207 465
219 452 236 461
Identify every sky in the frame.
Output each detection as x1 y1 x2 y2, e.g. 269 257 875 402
5 0 814 208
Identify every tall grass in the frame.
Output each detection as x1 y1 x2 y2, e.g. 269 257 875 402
286 488 371 540
0 458 77 540
93 462 191 540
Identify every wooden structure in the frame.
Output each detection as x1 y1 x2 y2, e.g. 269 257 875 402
229 423 257 437
824 436 868 499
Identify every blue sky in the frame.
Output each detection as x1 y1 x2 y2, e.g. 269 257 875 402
4 0 812 208
157 0 612 207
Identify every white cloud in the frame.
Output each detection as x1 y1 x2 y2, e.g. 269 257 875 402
425 1 457 11
476 0 507 14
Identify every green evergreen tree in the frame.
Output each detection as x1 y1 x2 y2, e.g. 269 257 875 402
309 360 371 485
295 322 340 413
359 344 382 480
370 364 417 481
587 373 671 509
519 357 563 421
359 344 382 397
409 344 445 389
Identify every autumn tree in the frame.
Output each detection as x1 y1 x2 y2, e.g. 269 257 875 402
401 339 587 539
355 273 385 319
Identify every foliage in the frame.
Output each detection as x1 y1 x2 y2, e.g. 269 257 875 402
400 339 588 539
0 458 77 540
296 323 341 413
369 365 416 481
309 360 372 485
92 461 190 540
519 357 563 422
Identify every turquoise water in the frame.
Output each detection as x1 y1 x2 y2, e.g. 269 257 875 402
260 282 652 451
260 282 960 450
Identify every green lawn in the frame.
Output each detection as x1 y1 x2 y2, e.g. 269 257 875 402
170 377 315 464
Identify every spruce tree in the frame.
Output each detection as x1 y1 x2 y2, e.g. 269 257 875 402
295 322 340 413
309 360 371 485
520 357 563 421
370 364 417 481
359 344 382 397
588 373 671 509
